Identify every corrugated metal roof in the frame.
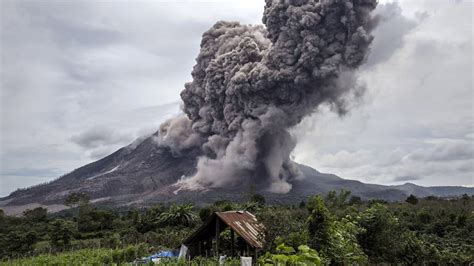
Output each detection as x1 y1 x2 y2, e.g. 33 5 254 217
183 210 265 249
216 211 265 249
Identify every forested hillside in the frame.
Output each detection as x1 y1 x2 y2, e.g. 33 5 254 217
1 191 473 264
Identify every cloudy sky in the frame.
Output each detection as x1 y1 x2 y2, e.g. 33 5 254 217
0 0 472 197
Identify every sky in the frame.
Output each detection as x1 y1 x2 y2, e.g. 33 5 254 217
0 0 472 197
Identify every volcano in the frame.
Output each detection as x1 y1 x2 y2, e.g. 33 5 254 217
1 132 472 215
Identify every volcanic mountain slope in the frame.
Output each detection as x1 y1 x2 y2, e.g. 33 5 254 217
1 133 473 214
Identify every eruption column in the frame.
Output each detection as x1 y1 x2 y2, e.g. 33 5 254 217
158 0 378 193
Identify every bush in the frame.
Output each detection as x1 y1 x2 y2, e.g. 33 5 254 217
258 243 322 265
2 244 148 265
199 207 213 222
406 194 419 205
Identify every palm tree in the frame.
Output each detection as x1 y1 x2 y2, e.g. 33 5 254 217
158 203 198 227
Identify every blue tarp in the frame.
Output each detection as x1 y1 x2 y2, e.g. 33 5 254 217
139 250 177 262
150 251 175 258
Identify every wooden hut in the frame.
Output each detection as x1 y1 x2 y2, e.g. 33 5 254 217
182 211 264 259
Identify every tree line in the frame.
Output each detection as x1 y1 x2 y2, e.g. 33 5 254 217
0 191 472 264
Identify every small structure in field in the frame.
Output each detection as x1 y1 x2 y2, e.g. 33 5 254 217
181 210 265 259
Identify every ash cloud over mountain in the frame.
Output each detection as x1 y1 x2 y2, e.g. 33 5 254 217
157 0 379 193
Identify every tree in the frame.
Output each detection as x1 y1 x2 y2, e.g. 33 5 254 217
357 204 402 263
325 190 351 209
406 194 419 205
23 207 48 223
65 192 90 207
307 196 332 253
158 204 197 227
307 195 367 264
3 231 38 256
199 207 213 222
250 193 266 206
136 205 164 233
417 209 433 224
258 208 308 252
424 195 438 201
299 200 306 209
50 219 76 251
243 201 263 212
213 200 234 211
74 207 116 233
397 231 440 264
221 203 233 212
461 193 470 206
348 196 362 205
327 218 367 264
127 209 141 226
258 244 322 265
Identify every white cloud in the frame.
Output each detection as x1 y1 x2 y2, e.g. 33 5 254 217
71 126 130 149
305 138 473 186
318 150 374 169
406 140 473 162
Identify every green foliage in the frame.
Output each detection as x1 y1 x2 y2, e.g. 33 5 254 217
348 196 362 205
306 194 367 264
325 218 367 264
243 201 262 212
250 193 266 206
1 244 147 265
307 195 332 252
77 207 116 233
198 207 213 222
298 200 306 209
1 231 38 258
147 227 194 249
258 207 308 252
23 207 48 223
0 192 472 264
396 231 441 264
50 219 76 251
325 189 351 210
159 256 240 265
258 243 321 265
356 203 402 263
158 203 198 227
64 191 90 207
406 194 419 205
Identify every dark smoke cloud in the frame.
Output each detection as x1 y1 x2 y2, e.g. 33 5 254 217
158 0 378 193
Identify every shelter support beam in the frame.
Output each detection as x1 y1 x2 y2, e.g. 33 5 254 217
215 218 220 257
231 229 235 257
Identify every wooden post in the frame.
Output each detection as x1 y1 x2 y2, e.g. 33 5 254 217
215 218 220 257
230 229 235 257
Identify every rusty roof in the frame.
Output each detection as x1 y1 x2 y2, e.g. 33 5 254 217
216 211 265 249
183 210 265 249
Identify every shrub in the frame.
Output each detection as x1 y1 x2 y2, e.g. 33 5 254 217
258 243 322 265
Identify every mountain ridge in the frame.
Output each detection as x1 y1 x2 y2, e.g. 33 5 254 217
1 133 473 215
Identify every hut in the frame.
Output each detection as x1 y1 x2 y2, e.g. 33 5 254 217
181 211 264 259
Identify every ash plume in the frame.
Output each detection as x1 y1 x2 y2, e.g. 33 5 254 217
158 0 378 193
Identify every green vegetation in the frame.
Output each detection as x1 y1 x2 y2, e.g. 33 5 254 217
258 244 321 265
1 191 473 264
0 245 147 265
